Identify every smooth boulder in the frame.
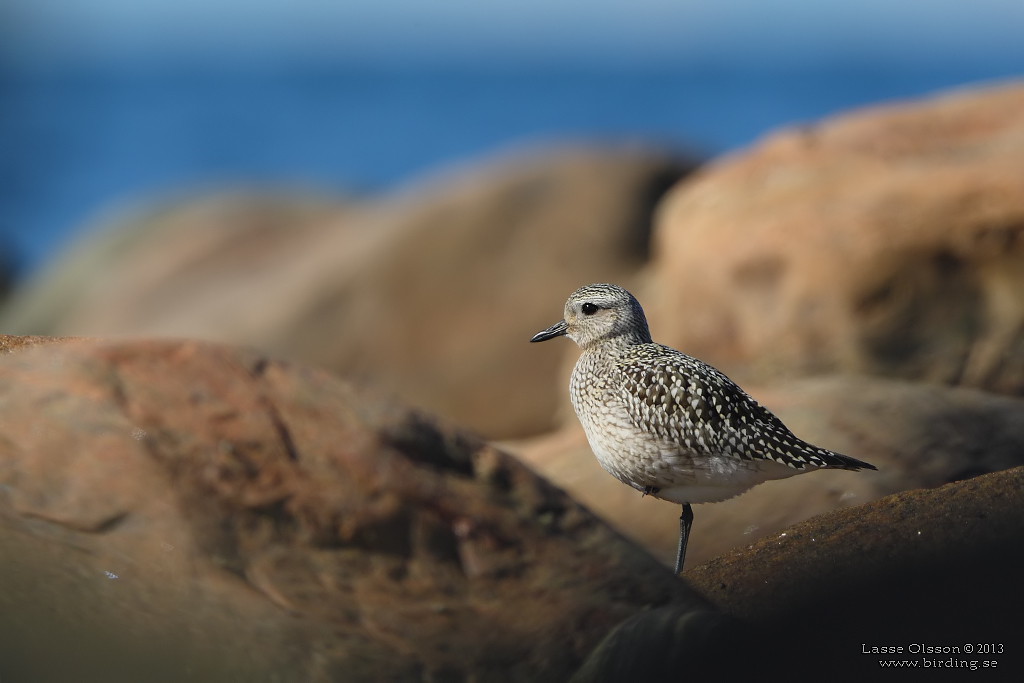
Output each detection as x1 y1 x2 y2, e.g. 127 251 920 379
646 81 1024 395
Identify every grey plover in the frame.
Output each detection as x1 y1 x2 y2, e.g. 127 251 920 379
530 283 876 575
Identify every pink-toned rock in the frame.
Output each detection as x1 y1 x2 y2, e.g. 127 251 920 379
0 337 699 682
646 81 1024 395
505 375 1024 569
0 148 692 440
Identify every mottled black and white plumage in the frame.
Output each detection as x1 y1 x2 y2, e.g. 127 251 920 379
530 283 876 574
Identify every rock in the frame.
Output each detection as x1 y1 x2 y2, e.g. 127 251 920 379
0 337 702 683
568 604 740 683
647 81 1024 395
686 466 1024 623
690 466 1024 675
0 147 694 439
504 375 1024 569
0 332 91 354
573 467 1024 680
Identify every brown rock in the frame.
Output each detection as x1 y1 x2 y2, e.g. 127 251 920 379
691 466 1024 677
0 338 701 682
647 81 1024 395
0 148 693 439
686 466 1024 623
0 333 90 353
505 375 1024 569
572 467 1024 680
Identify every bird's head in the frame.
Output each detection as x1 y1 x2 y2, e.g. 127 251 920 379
529 283 651 350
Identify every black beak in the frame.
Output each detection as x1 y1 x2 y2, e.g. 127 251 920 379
530 320 568 343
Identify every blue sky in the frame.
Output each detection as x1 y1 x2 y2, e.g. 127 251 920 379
4 0 1024 69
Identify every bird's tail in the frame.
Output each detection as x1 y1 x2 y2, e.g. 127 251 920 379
824 450 877 471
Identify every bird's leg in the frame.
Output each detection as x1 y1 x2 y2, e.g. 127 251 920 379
674 503 693 576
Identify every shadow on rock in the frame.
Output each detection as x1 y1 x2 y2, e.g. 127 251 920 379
573 467 1024 681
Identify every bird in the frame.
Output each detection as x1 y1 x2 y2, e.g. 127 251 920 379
530 283 876 575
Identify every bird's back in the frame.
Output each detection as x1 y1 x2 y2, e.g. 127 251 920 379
616 343 872 470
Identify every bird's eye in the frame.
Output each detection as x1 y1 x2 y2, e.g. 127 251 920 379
581 302 599 315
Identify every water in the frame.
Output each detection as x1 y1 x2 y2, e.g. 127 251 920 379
0 64 1020 277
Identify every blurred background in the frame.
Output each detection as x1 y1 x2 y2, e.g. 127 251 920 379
2 0 1024 278
3 6 1024 671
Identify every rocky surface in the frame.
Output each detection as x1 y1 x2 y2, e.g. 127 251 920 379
645 81 1024 396
0 332 90 353
573 467 1024 680
569 603 740 683
0 147 694 440
505 374 1024 568
686 465 1024 623
0 338 700 683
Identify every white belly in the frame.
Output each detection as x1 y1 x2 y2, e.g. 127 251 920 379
652 455 803 504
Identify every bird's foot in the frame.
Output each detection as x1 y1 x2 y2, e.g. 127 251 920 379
641 485 660 497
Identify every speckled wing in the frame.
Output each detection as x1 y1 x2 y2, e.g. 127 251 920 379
614 344 871 471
